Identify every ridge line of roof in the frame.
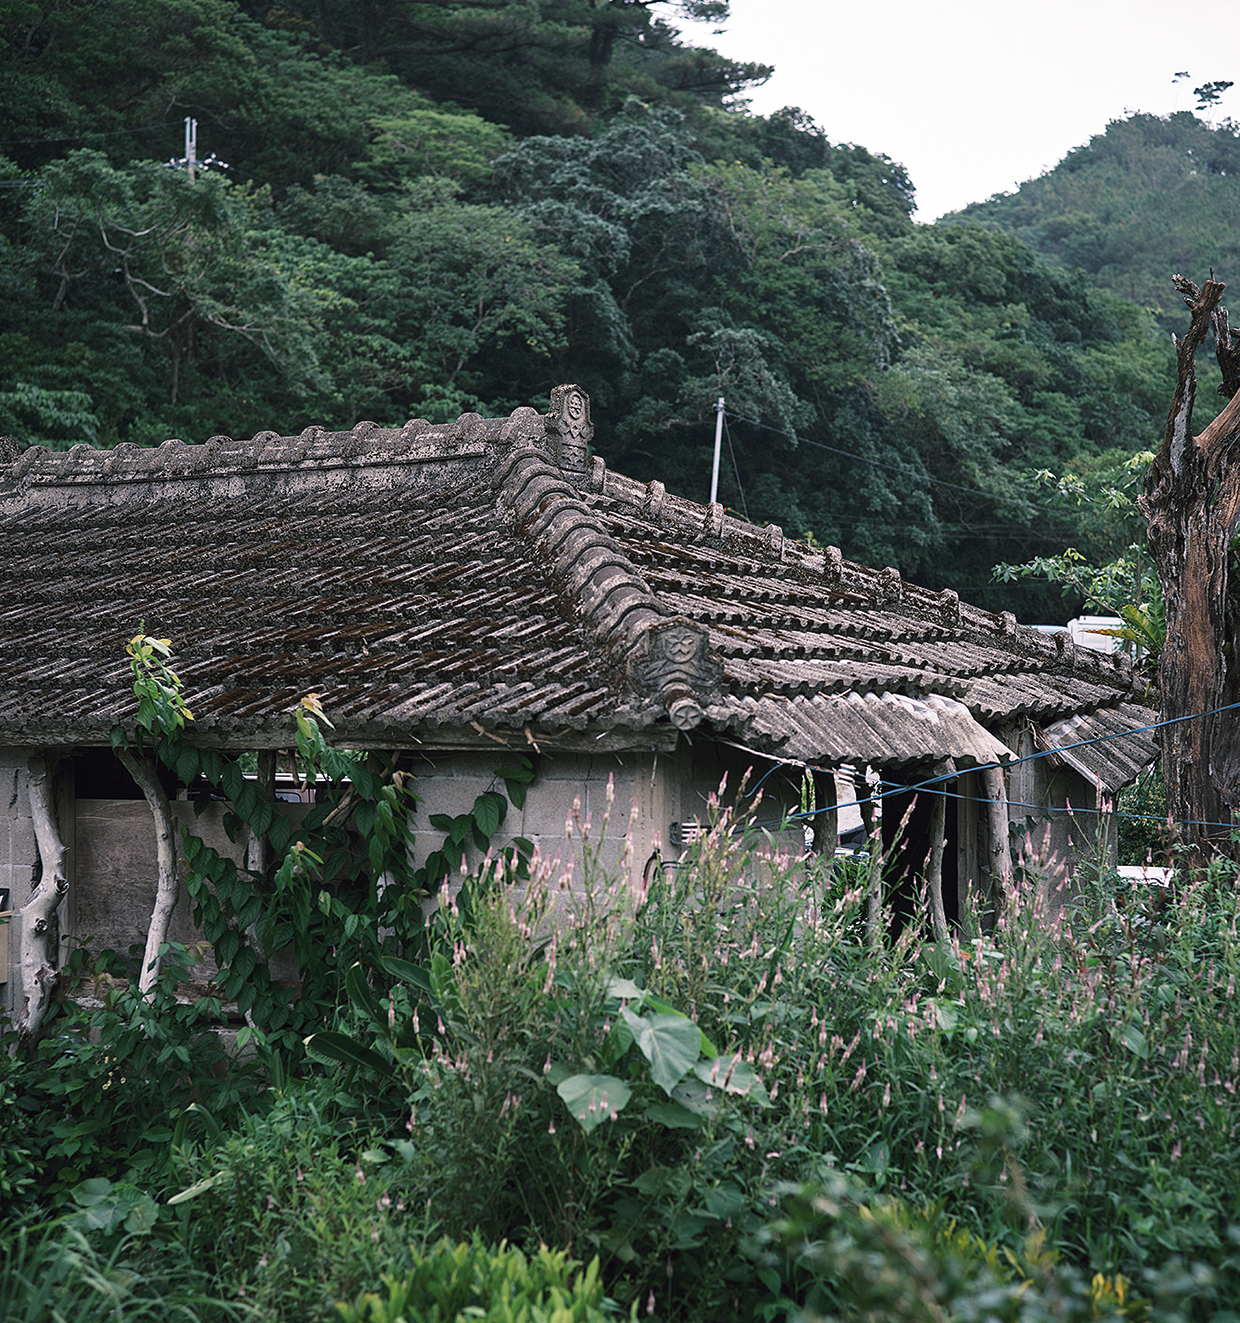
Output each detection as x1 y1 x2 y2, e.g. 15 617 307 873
494 446 723 731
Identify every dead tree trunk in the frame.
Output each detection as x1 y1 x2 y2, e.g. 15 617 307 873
17 753 68 1041
1139 274 1240 864
114 747 180 995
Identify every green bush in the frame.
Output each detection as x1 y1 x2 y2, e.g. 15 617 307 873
761 1175 1143 1322
335 1239 621 1323
293 788 1240 1318
15 783 1240 1321
0 1222 246 1323
166 1086 423 1321
6 942 264 1214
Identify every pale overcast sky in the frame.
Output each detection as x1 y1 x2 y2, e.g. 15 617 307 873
685 0 1238 222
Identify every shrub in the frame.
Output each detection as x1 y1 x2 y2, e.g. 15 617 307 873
7 941 264 1214
0 1222 246 1323
167 1084 422 1322
335 1239 622 1323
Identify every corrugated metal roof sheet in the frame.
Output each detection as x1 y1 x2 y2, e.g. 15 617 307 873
0 398 1155 773
1041 704 1160 795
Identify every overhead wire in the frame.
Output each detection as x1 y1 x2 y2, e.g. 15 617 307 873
722 407 1073 516
731 695 1240 835
0 120 182 146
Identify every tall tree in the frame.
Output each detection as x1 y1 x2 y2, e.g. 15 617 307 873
1140 273 1240 863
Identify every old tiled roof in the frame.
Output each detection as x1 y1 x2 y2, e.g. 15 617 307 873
0 389 1155 777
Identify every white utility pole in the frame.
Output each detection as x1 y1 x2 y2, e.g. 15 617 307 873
185 117 198 182
709 396 724 504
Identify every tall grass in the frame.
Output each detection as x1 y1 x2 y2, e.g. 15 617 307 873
351 784 1240 1316
9 781 1240 1320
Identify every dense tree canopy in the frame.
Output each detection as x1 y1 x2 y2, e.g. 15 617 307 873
0 0 1208 616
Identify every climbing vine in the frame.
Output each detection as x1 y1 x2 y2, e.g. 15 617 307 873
112 634 534 1056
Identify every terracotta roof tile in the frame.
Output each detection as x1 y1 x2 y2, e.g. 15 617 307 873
0 393 1153 773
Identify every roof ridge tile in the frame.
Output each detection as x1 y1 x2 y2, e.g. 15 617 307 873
494 446 721 730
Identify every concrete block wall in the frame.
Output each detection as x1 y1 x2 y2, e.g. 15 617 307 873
660 738 807 865
407 749 672 892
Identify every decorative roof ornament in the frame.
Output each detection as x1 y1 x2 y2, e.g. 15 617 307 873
546 384 592 474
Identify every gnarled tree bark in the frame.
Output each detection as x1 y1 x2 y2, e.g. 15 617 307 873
1139 274 1240 864
17 752 68 1042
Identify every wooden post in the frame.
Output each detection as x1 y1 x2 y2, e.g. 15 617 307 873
955 770 981 922
981 762 1012 909
245 750 277 878
856 769 881 946
811 769 837 874
926 760 954 941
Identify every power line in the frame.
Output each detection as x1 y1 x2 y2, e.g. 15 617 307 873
0 120 180 146
739 696 1240 836
723 408 1069 515
721 409 749 522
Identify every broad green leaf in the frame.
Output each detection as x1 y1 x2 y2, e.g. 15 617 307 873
304 1030 393 1079
640 994 715 1052
693 1053 770 1105
250 800 275 837
621 1006 701 1096
72 1177 113 1205
268 815 292 852
557 1074 632 1133
644 1101 703 1129
380 955 433 992
123 1192 159 1234
221 762 245 802
346 961 386 1026
671 1079 718 1117
606 977 647 1002
1117 1023 1148 1058
933 1000 959 1032
174 746 200 787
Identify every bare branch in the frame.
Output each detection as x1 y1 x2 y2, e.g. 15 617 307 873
1215 302 1240 400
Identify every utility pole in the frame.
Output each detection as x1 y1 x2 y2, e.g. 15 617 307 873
185 117 197 182
709 396 724 505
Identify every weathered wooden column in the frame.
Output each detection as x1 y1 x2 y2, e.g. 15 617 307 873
855 769 882 946
926 760 955 941
114 748 180 996
981 763 1012 910
811 769 837 874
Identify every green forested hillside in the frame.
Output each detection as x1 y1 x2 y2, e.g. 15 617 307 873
952 112 1240 341
0 0 1206 616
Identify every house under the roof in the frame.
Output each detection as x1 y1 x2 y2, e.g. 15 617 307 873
0 386 1157 1030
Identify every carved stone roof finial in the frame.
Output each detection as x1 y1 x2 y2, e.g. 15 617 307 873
546 384 592 474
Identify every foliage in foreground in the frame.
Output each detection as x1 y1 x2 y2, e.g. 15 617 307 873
8 789 1240 1319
